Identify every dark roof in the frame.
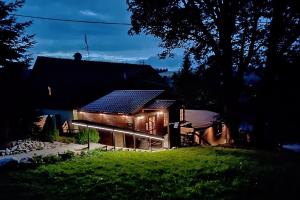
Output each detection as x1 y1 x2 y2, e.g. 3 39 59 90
144 99 176 110
30 56 166 109
81 90 164 114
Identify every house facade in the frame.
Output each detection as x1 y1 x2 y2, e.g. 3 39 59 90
180 109 231 146
30 54 167 133
73 90 180 149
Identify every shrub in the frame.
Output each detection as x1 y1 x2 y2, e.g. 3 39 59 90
33 115 60 142
59 151 75 161
51 128 60 141
32 155 44 165
55 136 76 144
75 128 100 144
43 155 61 164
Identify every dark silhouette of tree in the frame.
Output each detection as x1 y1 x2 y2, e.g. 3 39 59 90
0 0 35 146
0 0 34 68
127 0 300 144
172 54 197 106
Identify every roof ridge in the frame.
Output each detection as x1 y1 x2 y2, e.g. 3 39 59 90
36 56 152 67
113 89 165 91
155 99 176 101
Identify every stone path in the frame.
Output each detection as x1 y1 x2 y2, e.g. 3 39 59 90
0 142 105 162
0 142 162 163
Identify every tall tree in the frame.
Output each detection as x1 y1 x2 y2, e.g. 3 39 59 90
0 0 35 145
0 0 34 68
127 0 300 143
172 54 197 106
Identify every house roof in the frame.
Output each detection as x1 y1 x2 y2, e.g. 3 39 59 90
81 90 164 114
144 99 176 110
30 56 166 109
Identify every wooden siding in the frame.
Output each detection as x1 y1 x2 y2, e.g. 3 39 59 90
77 112 134 129
133 111 167 136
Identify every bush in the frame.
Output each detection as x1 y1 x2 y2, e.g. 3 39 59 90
75 128 100 144
55 136 75 144
59 151 75 161
43 155 61 164
33 115 60 142
51 128 60 141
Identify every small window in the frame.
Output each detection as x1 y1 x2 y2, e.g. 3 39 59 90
146 122 149 131
180 109 184 121
163 113 168 127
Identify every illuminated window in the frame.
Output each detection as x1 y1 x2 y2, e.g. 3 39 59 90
146 122 149 130
163 113 168 127
148 116 156 135
180 109 184 121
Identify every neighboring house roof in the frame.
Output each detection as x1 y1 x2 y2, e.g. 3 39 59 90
30 56 166 110
144 99 176 110
184 110 219 129
81 90 164 115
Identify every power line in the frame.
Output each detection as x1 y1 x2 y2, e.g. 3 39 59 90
11 14 131 26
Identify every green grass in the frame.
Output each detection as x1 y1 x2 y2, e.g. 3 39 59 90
1 147 300 200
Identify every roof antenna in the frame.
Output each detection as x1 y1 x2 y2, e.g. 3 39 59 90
84 33 90 60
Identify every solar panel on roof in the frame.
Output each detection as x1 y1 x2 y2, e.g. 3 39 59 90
81 90 164 114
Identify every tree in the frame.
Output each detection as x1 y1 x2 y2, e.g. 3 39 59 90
0 0 34 68
172 54 197 106
127 0 300 144
0 0 35 145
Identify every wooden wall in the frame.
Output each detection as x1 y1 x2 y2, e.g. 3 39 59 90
78 112 134 129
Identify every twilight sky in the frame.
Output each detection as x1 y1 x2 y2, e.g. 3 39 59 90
16 0 183 69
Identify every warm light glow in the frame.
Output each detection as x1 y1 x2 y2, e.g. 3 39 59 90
156 111 163 115
72 122 164 141
136 116 144 120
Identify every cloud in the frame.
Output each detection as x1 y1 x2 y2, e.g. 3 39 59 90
79 10 98 17
34 50 148 63
20 0 183 70
79 9 112 21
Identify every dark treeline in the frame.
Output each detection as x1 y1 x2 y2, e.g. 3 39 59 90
128 0 300 146
0 0 36 146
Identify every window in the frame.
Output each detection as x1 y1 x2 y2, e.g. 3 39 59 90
148 116 156 135
163 113 168 127
180 109 184 121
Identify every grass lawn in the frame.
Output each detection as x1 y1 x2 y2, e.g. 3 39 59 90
1 147 300 200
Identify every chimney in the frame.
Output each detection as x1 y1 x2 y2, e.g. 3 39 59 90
73 52 82 61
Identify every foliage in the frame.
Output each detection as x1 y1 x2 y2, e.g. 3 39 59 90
172 54 198 106
75 128 100 144
0 0 34 68
42 155 61 164
127 0 300 143
58 151 75 161
0 0 35 145
1 147 300 199
38 116 59 142
32 152 75 166
55 136 76 144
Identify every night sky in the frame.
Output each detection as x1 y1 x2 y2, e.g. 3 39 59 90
16 0 183 69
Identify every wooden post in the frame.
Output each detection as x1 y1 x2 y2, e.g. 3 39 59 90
112 131 115 150
133 135 136 151
150 138 152 151
88 129 90 150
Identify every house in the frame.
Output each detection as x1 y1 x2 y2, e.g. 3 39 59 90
180 109 231 146
72 90 180 149
30 54 167 133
